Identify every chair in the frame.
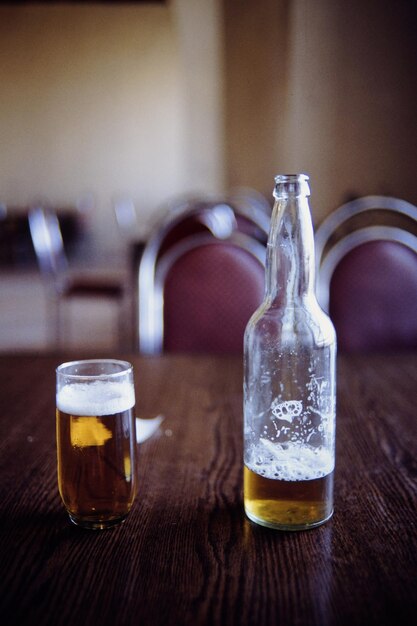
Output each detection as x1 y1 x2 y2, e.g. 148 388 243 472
315 196 417 352
28 205 127 348
136 201 238 349
162 192 271 246
227 186 271 243
138 208 266 354
157 201 238 258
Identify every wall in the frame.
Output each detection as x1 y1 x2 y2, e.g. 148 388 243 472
223 0 417 222
223 0 290 202
0 0 416 240
171 0 225 197
0 2 222 247
284 0 417 222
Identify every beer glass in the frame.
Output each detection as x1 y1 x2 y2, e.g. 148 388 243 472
56 359 137 530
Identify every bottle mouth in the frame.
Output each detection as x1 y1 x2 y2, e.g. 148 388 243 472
274 173 309 183
273 173 310 198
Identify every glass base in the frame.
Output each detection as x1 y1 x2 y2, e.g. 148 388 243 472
68 513 128 530
245 507 333 531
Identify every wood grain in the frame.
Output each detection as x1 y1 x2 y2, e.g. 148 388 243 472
0 352 416 626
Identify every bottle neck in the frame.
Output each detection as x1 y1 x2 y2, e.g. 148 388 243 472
265 175 316 305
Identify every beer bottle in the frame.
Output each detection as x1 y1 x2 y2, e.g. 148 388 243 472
243 174 336 530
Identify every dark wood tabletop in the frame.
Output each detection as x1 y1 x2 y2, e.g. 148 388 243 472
0 352 416 626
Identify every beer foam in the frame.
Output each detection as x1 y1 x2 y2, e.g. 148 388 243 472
247 440 334 482
57 380 135 417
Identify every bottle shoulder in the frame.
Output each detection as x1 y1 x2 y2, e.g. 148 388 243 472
245 298 336 348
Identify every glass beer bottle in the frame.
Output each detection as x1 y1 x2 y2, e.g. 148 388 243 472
244 174 336 530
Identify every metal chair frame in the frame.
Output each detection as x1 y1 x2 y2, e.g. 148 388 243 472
113 197 139 238
228 201 270 240
162 189 271 240
29 206 126 348
138 230 266 354
315 195 417 312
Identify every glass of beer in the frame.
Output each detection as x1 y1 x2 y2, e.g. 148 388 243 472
56 359 137 530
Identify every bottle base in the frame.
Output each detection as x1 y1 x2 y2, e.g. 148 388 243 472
245 507 333 531
68 513 128 530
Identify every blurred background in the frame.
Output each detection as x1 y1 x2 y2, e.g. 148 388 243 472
1 0 416 352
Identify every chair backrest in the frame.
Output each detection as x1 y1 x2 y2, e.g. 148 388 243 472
157 201 238 258
228 186 272 217
28 206 68 280
315 195 417 276
138 203 237 336
227 187 271 244
163 193 270 246
315 196 417 352
138 230 266 354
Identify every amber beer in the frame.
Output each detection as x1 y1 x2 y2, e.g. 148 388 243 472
56 360 137 530
244 442 334 530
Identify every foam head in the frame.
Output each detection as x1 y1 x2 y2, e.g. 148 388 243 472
57 380 135 417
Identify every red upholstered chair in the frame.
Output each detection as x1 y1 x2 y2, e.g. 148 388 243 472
138 221 265 354
315 196 417 352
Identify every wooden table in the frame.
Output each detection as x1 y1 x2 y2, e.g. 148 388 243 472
0 352 416 626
